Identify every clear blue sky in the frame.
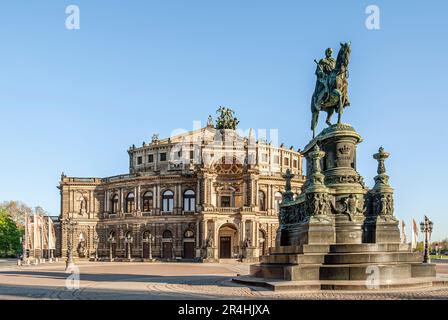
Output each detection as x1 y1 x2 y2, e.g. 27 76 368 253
0 1 447 241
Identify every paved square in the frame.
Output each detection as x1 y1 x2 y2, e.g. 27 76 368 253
0 261 447 300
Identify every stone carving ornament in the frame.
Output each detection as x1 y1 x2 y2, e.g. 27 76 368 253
332 194 365 221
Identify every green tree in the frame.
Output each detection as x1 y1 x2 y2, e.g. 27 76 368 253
0 200 32 226
0 208 22 257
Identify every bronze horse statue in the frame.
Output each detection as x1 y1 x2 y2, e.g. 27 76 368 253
311 42 351 138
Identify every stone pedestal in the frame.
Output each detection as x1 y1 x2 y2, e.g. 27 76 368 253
238 123 438 291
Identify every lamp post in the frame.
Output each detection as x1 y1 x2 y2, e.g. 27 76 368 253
420 215 433 263
62 212 78 271
108 235 115 262
124 234 133 260
149 234 155 260
93 236 99 261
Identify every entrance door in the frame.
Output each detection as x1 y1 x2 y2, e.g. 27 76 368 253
163 242 173 259
183 242 194 259
219 236 231 258
143 243 149 259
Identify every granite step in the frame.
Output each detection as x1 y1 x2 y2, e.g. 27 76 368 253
319 263 412 281
269 244 329 255
260 253 325 265
232 275 439 291
324 252 422 264
329 243 403 253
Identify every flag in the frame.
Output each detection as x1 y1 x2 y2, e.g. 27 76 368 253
400 220 407 244
411 218 419 250
48 217 56 250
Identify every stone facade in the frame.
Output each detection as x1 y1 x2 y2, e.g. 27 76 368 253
56 124 305 262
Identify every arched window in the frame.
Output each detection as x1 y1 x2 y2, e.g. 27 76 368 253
183 189 195 212
111 194 119 214
142 230 151 240
142 191 153 212
162 190 174 212
258 190 266 211
274 192 283 212
125 192 135 213
162 230 172 239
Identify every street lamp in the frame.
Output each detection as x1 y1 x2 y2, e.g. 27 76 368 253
420 215 433 263
124 233 134 260
93 235 99 261
62 212 78 271
108 234 116 262
149 234 155 260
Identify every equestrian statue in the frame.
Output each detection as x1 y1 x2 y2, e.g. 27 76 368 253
311 42 351 138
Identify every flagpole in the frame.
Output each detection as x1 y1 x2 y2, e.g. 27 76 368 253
22 211 28 264
40 215 44 261
33 211 37 261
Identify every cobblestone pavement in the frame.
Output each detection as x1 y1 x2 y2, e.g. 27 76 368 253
0 261 447 300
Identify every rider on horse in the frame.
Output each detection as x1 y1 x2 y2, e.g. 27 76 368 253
314 48 336 110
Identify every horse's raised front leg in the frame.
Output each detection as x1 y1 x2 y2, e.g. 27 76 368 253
325 108 334 126
311 111 319 138
337 100 343 124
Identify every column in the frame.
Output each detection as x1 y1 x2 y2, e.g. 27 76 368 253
137 185 141 212
195 220 200 258
253 220 257 245
195 221 200 247
134 186 138 214
105 190 109 212
202 219 207 246
203 178 208 206
153 185 157 210
89 190 94 217
255 180 259 206
120 188 124 213
196 180 200 210
156 185 160 211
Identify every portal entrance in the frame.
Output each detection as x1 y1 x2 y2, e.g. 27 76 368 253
163 242 173 259
183 242 194 259
218 223 238 259
143 243 149 258
219 237 231 258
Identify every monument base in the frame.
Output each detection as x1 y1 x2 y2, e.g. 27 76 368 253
235 123 442 291
235 243 440 290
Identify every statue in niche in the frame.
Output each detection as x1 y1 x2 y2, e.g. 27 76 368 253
79 197 87 214
244 237 251 248
206 237 213 248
